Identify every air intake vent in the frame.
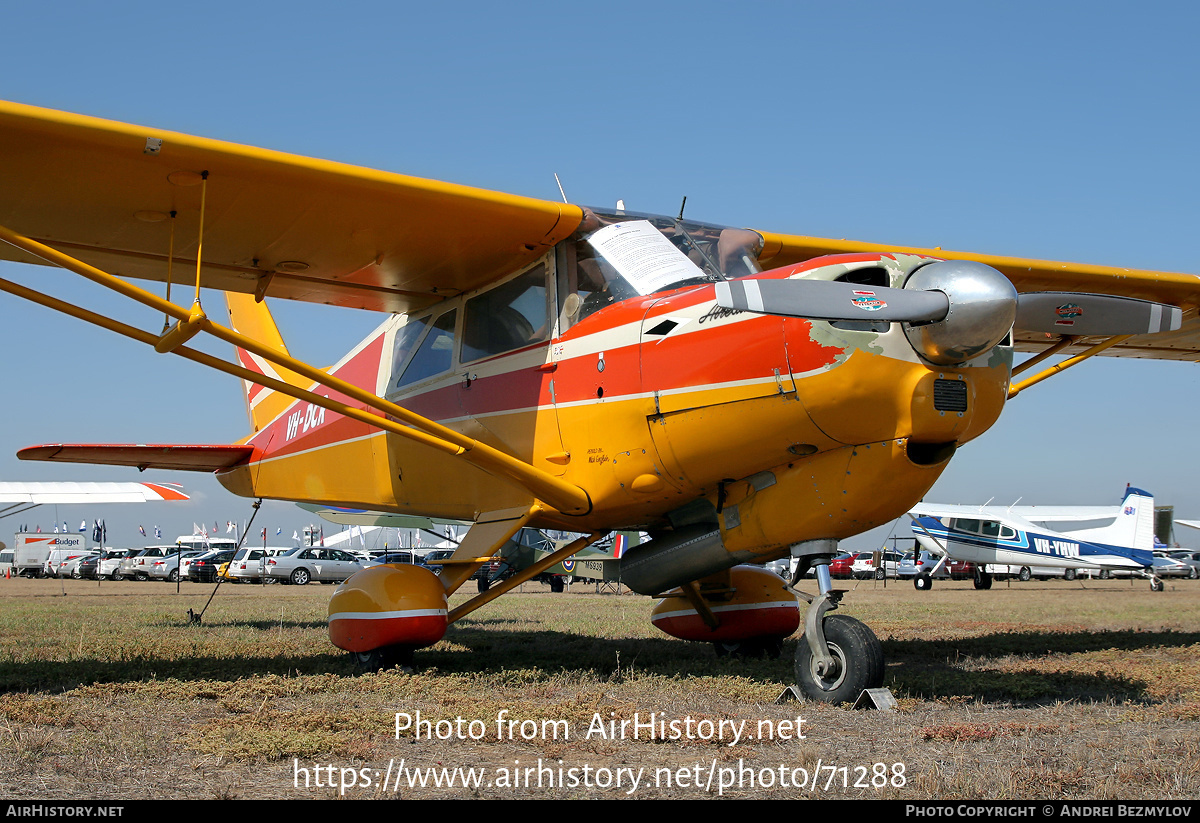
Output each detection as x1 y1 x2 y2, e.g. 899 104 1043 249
933 379 967 412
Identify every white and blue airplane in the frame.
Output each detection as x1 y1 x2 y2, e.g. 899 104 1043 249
908 486 1160 591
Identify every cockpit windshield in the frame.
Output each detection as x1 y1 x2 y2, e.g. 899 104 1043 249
556 208 764 326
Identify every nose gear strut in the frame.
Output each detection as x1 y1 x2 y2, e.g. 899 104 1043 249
787 540 885 703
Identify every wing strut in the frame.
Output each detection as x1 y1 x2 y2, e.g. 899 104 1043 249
0 222 592 515
1007 335 1133 398
445 530 605 624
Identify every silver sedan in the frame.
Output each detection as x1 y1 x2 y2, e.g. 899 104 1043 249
264 547 375 585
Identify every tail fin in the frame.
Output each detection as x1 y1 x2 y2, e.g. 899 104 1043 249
1067 486 1156 551
1119 486 1157 553
226 293 311 433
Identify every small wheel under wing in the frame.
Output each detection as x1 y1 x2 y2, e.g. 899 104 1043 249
712 636 784 660
352 645 414 672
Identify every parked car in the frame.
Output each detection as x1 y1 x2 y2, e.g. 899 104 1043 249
1167 551 1200 579
420 549 455 569
828 552 860 579
899 551 978 588
187 550 237 582
375 550 418 565
46 549 96 578
226 547 292 582
1151 552 1193 578
61 551 99 579
148 550 204 582
898 550 937 579
265 547 375 585
78 548 137 580
123 546 187 581
851 550 903 579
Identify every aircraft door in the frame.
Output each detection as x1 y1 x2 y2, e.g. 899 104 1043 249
456 260 568 476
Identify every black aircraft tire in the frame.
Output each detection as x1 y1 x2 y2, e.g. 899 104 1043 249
1151 577 1164 592
914 573 932 591
352 645 414 672
1064 569 1077 581
794 615 884 704
1018 567 1032 582
974 571 992 590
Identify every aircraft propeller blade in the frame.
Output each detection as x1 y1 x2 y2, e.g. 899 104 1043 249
1014 292 1182 336
713 278 949 323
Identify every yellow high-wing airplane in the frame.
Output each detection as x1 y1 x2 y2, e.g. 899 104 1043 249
0 100 1197 703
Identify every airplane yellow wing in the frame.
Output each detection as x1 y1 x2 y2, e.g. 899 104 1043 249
0 100 582 314
756 231 1200 361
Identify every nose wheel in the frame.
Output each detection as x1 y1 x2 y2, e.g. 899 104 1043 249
788 544 886 703
795 614 884 703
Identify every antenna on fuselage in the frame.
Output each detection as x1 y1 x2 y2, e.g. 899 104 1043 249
677 196 687 221
553 173 568 204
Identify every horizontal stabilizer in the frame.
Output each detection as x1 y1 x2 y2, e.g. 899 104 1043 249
18 444 254 472
0 481 189 503
1015 293 1182 335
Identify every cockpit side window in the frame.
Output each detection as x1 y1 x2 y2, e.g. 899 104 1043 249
390 315 431 391
461 263 550 362
396 309 458 389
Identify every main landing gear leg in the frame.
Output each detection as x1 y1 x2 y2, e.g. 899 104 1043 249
789 540 885 704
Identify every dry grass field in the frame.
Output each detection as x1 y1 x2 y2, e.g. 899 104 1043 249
0 573 1197 799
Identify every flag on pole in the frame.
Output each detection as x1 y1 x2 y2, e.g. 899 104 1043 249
92 520 101 542
193 523 201 536
226 521 235 534
276 527 282 536
260 527 267 539
139 525 146 537
79 520 87 533
293 530 300 542
154 525 161 539
63 521 68 534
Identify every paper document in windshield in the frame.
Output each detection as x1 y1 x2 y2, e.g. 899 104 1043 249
586 220 705 296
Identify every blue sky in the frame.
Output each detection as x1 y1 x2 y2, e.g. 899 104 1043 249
0 1 1197 549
